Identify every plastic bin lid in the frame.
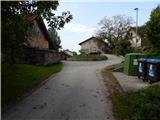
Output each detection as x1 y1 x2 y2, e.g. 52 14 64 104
146 59 160 63
138 58 148 61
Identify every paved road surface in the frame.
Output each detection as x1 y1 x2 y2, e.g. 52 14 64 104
2 54 122 120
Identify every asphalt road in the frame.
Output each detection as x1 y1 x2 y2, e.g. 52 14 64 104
2 55 122 120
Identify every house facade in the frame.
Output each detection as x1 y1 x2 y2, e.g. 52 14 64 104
79 37 109 54
129 29 142 47
130 26 151 49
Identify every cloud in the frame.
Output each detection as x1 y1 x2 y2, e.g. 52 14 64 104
64 23 96 33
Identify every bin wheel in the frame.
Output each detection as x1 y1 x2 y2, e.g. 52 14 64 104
149 80 153 84
143 78 147 82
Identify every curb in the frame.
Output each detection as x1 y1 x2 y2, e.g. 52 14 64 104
101 68 124 94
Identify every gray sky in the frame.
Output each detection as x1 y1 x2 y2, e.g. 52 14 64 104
53 0 160 52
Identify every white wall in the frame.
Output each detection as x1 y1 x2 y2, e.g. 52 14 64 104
80 38 105 54
130 31 141 47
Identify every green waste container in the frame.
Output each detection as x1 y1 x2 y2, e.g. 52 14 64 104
124 53 146 76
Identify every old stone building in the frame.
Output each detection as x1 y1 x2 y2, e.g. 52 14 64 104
21 17 62 65
79 37 109 54
25 17 54 50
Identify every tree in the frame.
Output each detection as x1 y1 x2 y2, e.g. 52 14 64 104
137 25 150 47
48 28 61 51
96 15 134 55
1 1 73 63
114 31 134 55
147 5 160 51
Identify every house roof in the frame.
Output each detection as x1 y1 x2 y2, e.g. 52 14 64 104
28 16 55 50
79 36 107 45
129 26 146 36
36 18 55 49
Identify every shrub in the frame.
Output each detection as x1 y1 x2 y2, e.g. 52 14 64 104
114 86 160 120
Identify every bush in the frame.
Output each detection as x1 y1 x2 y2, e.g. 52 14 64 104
68 54 108 61
146 48 160 54
113 39 134 56
114 86 160 120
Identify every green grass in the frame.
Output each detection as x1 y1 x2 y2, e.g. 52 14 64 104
68 54 108 61
103 64 160 120
112 86 160 120
104 63 123 71
2 63 63 107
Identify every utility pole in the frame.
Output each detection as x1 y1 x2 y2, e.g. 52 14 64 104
134 8 138 48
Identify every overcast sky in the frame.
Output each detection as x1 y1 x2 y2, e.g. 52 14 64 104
52 0 160 52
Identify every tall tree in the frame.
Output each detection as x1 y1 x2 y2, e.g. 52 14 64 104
1 1 73 63
96 15 134 55
147 5 160 51
48 28 61 51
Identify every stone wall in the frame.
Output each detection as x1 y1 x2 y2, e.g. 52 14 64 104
20 47 63 66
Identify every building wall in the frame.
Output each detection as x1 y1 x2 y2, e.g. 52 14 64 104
19 47 62 66
80 38 106 54
27 20 49 49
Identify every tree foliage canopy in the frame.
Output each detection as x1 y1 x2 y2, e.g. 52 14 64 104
147 5 160 50
2 1 73 63
48 28 61 51
96 15 134 55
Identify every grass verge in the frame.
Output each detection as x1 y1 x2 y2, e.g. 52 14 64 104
102 67 124 120
114 85 160 120
2 63 63 108
104 63 123 71
68 54 108 61
102 64 160 120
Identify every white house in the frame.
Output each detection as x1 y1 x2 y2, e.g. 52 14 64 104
79 37 109 54
129 29 142 47
63 49 74 57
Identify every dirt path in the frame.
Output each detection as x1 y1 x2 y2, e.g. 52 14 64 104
2 55 122 120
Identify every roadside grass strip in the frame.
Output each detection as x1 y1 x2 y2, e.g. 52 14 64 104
2 63 63 108
68 54 108 61
102 64 160 120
